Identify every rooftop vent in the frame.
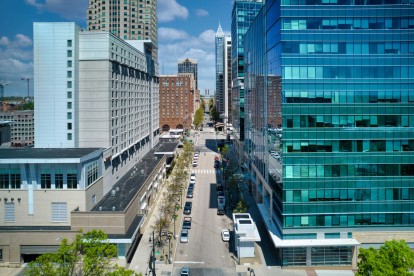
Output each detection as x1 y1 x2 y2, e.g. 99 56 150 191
112 206 116 211
111 189 116 197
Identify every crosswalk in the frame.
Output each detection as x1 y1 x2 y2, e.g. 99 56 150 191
191 169 222 174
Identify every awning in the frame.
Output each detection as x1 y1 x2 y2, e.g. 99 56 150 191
140 202 147 210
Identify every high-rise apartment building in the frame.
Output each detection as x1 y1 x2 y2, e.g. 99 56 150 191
178 58 198 90
245 0 414 267
34 22 159 193
215 24 232 127
231 0 263 159
159 74 196 131
86 0 158 58
86 0 157 43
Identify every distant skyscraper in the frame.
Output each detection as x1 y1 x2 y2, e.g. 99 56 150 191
86 0 158 57
215 23 231 127
231 0 263 159
178 58 198 90
245 0 414 267
215 23 225 115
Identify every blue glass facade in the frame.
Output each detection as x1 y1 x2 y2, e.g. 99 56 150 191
231 0 263 143
245 0 414 267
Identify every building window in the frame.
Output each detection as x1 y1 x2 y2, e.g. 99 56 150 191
67 81 72 88
92 194 97 205
67 112 72 120
67 71 72 78
67 61 72 68
10 170 20 189
4 202 15 223
67 123 72 130
67 102 72 109
0 169 9 189
67 50 72 58
41 174 51 189
55 174 63 189
67 173 78 189
0 249 2 261
67 133 72 140
67 40 72 47
87 162 99 186
51 202 67 222
67 91 72 99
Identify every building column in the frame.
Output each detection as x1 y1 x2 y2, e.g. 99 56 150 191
306 247 312 266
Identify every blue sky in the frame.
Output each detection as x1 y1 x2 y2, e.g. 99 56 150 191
0 0 233 97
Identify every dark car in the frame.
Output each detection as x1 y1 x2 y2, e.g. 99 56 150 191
214 161 220 169
217 207 225 215
189 183 195 190
217 190 224 197
186 188 194 198
183 202 192 215
182 217 192 229
217 183 223 191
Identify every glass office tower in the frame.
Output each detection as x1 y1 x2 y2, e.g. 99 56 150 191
231 0 263 158
245 0 414 267
215 23 225 114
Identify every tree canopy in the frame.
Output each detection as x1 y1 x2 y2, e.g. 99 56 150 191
193 107 204 128
357 240 414 276
24 229 140 276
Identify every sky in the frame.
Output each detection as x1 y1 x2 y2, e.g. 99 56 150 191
0 0 233 97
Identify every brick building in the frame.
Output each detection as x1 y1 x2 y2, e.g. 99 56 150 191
160 74 196 132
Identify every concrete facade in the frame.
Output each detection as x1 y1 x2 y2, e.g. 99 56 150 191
0 111 34 147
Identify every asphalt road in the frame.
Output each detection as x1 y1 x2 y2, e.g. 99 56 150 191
174 126 235 270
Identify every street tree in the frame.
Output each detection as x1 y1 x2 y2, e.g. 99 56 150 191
233 198 249 213
152 215 171 244
357 239 414 276
193 108 204 129
210 107 220 122
221 144 229 158
24 229 139 276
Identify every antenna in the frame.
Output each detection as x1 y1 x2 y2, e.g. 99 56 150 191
0 81 12 98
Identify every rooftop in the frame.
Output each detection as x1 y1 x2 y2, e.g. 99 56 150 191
0 148 102 159
92 144 165 212
155 142 179 154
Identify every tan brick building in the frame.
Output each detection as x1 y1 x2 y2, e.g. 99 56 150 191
159 74 196 132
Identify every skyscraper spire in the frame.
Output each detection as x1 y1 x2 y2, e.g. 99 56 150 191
216 22 224 37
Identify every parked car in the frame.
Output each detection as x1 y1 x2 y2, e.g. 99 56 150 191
200 127 203 131
192 160 198 167
180 229 189 243
189 183 194 190
181 267 190 276
183 202 192 215
217 207 225 215
190 173 196 181
221 229 230 242
182 217 192 229
186 188 194 198
216 183 223 191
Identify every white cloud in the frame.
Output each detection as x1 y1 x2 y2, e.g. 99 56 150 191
195 9 209 17
0 36 10 46
0 34 34 96
158 0 189 22
158 28 189 41
25 0 88 20
158 28 220 93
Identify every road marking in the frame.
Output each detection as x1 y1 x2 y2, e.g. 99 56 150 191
174 261 205 264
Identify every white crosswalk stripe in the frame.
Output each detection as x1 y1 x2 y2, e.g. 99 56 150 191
191 169 222 174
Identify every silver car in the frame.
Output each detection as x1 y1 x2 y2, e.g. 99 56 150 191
180 229 189 243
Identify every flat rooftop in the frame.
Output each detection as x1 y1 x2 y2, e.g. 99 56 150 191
0 148 102 159
92 144 165 212
155 142 179 154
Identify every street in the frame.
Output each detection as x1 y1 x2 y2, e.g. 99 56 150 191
173 124 236 272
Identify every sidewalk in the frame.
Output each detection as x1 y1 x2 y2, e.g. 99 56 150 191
128 176 178 275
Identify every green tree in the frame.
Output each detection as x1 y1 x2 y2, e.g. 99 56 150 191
25 230 139 276
233 198 249 213
357 240 414 276
221 144 229 158
193 108 204 129
152 215 171 244
210 107 220 122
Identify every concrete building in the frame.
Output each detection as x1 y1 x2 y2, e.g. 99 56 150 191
159 74 196 131
34 22 159 195
244 0 414 267
230 0 263 161
0 121 11 147
0 144 174 266
233 213 261 258
0 111 34 147
178 58 198 90
86 0 157 48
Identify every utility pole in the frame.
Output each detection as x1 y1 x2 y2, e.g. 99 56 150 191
21 78 30 97
151 231 156 276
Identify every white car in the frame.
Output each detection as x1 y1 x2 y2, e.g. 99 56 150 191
180 229 189 243
190 173 196 181
221 229 230 242
192 160 198 167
